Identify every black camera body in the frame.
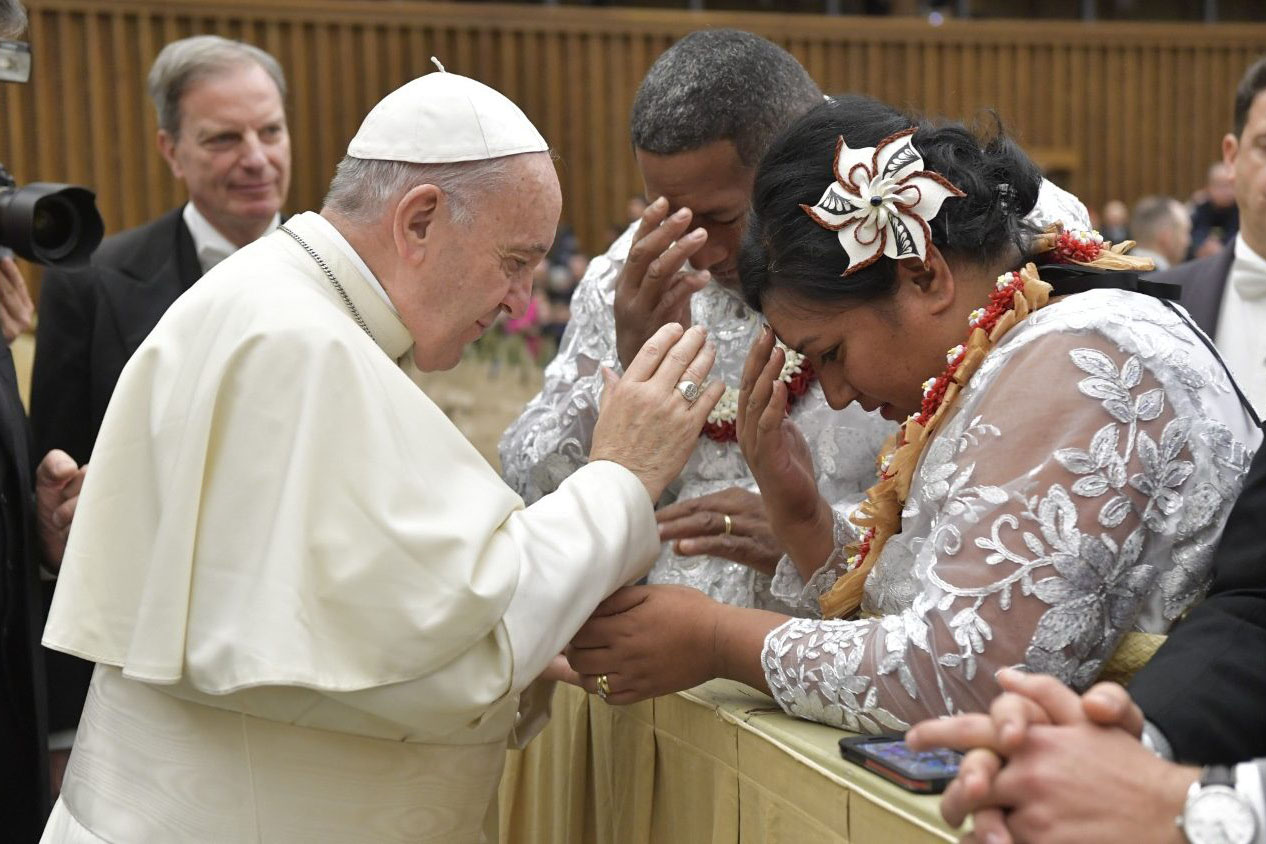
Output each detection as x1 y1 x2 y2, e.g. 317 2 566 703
0 164 103 267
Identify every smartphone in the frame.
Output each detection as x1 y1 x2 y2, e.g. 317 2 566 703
838 734 962 794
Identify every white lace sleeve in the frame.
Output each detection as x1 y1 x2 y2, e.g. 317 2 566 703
499 237 625 503
762 300 1258 733
768 504 866 614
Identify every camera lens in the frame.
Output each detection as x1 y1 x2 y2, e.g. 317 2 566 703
0 182 103 267
31 195 79 255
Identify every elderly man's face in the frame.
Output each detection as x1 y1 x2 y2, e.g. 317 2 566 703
409 153 562 371
158 62 290 247
636 140 753 288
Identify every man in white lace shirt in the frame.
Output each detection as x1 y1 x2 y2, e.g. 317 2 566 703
500 30 892 614
500 28 1091 616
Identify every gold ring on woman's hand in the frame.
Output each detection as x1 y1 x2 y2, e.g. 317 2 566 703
722 514 733 536
596 673 612 701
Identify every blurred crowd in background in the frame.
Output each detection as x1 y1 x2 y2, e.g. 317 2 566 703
1093 160 1240 272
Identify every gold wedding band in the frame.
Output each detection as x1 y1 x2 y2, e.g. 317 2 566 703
722 514 733 536
596 673 612 701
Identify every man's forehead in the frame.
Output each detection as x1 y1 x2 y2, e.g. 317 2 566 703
181 65 282 111
1246 90 1266 134
636 141 752 203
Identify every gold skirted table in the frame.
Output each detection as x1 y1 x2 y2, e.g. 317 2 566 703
498 680 960 843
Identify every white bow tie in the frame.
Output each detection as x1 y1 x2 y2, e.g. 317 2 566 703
199 243 234 273
1235 266 1266 301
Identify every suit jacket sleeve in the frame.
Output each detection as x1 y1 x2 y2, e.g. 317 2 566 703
30 266 95 465
1129 438 1266 765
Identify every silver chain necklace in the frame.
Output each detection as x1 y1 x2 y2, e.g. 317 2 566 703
278 225 375 342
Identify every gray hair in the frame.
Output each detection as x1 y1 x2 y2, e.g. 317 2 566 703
0 0 26 40
631 29 822 167
148 35 287 137
1131 195 1186 244
322 155 517 225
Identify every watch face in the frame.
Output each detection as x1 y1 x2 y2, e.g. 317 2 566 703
1187 787 1258 844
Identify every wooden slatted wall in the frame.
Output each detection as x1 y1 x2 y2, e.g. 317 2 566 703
3 0 1265 256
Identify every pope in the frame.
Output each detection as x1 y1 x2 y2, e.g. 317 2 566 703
40 71 722 842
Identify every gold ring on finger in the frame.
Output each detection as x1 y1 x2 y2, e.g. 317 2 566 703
722 514 733 536
596 673 612 701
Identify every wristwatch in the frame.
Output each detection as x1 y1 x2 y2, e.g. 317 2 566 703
1177 765 1258 844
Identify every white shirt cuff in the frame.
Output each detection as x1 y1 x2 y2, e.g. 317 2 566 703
1141 719 1174 760
1235 761 1266 844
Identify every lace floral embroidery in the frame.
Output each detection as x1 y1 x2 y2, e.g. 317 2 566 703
762 290 1259 731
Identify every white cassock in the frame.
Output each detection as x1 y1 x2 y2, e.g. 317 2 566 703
40 211 659 843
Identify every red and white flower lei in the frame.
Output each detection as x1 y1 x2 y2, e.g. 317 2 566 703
701 342 816 443
819 265 1054 618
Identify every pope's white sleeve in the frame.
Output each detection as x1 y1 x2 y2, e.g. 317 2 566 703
319 460 656 739
498 459 658 683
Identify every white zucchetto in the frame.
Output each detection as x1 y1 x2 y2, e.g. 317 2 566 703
347 70 548 164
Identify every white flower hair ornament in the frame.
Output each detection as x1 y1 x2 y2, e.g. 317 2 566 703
801 128 966 276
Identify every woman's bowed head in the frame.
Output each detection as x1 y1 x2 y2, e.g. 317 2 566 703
740 94 1043 425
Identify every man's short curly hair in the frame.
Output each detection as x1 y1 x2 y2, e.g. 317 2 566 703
631 29 822 167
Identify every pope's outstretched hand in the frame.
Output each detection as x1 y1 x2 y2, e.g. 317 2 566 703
591 323 723 503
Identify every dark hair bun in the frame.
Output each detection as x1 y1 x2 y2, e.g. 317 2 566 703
741 94 1042 311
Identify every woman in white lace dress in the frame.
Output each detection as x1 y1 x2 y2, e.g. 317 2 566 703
564 95 1261 732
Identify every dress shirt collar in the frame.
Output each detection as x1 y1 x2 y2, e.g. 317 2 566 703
183 202 279 275
1129 246 1170 272
1232 233 1266 301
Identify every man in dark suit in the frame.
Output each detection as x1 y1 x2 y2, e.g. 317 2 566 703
28 33 291 777
30 34 291 466
0 4 94 840
1150 56 1266 421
